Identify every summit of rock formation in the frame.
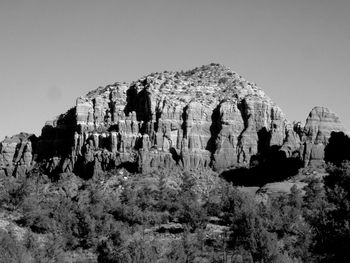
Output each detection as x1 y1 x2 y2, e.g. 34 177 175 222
42 63 290 176
0 64 347 178
301 106 346 167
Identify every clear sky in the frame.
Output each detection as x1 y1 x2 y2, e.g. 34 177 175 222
0 0 349 140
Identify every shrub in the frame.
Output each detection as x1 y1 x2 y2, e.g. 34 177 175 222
0 229 32 263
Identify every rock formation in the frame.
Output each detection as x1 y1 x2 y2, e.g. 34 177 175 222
301 106 346 167
0 133 37 177
0 64 347 177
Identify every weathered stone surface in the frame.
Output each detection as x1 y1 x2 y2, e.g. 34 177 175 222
301 106 346 166
34 64 295 175
0 133 37 177
280 122 302 159
3 64 347 177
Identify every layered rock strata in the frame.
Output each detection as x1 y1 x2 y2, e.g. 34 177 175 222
36 64 293 175
0 64 346 177
301 106 346 167
0 133 37 177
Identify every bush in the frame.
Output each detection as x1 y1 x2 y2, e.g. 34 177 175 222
0 229 32 263
309 162 350 262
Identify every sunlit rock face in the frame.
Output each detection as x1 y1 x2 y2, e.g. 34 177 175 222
301 106 346 167
0 133 37 177
4 64 345 178
31 64 294 176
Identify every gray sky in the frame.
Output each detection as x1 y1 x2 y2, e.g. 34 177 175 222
1 0 349 140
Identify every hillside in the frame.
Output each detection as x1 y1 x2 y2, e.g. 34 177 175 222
1 64 350 263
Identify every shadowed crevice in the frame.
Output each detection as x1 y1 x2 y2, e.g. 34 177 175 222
221 145 303 187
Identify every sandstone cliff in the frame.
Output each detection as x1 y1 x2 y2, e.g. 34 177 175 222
301 106 346 167
0 64 346 177
0 133 37 177
40 64 292 176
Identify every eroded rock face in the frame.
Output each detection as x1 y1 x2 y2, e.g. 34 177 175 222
31 64 296 176
0 133 37 177
3 64 345 178
301 106 346 167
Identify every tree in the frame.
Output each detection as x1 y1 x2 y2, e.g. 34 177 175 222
0 229 32 263
96 227 130 263
226 187 283 262
309 162 350 262
177 172 207 231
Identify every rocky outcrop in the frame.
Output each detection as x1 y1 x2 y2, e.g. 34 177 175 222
301 106 346 167
31 64 295 176
1 64 347 178
0 133 37 177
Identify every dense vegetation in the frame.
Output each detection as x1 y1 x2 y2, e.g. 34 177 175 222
1 161 350 262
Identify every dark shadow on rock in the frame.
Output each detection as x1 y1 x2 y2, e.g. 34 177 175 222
108 124 119 132
206 105 221 153
73 156 94 180
154 108 162 133
221 145 303 187
139 121 148 135
124 84 138 116
325 131 350 166
257 127 271 156
170 147 183 166
135 89 152 123
134 137 143 150
181 105 189 139
37 107 77 161
205 104 222 167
